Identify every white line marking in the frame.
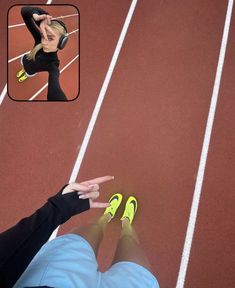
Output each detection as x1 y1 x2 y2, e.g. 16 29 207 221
29 54 79 101
68 28 79 35
9 14 78 28
8 23 25 28
49 0 138 241
0 84 7 106
8 30 78 63
176 1 234 287
0 0 53 106
68 0 138 183
8 50 30 63
52 13 78 20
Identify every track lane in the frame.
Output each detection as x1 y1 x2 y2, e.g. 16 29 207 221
183 3 235 287
58 1 229 286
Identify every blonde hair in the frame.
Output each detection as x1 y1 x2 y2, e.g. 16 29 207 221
27 21 66 61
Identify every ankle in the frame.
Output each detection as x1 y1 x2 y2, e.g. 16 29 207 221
98 213 112 225
121 217 131 227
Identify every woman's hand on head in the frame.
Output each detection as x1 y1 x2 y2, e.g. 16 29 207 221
62 176 115 209
32 14 52 41
33 13 52 23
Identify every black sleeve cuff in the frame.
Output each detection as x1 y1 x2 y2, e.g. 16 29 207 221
48 185 90 223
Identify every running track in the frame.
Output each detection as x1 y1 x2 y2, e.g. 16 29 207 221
0 1 235 287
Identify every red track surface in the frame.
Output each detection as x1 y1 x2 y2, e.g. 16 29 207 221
0 1 235 287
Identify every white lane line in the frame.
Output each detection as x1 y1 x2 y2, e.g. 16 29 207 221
29 54 79 101
176 1 234 287
8 23 25 28
0 0 53 106
8 50 30 63
52 13 78 20
69 0 138 183
49 0 138 241
8 29 78 63
9 14 78 28
68 28 79 35
0 84 7 106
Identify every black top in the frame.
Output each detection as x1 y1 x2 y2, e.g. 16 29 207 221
0 185 90 288
21 6 67 101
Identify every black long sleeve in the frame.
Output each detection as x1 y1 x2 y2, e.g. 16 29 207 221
0 186 90 288
47 63 67 101
21 6 49 46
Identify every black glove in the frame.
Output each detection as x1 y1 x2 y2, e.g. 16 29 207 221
48 185 90 223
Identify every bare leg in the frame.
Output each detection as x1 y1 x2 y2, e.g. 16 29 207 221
112 218 152 272
69 213 111 257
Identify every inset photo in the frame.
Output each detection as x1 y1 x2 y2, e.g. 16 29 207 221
7 4 79 101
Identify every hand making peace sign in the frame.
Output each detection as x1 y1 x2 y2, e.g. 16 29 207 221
62 175 115 208
32 13 54 41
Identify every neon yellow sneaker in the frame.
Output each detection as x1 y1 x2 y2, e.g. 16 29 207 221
16 68 25 78
121 196 138 224
104 193 123 220
18 73 28 82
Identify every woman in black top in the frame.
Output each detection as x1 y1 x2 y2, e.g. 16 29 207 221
17 6 69 101
0 176 113 288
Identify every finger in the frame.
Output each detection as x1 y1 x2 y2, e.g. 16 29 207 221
40 25 48 41
47 15 52 25
90 202 110 209
88 184 99 191
67 182 91 191
45 25 56 36
32 14 39 21
79 191 99 200
77 184 99 195
36 14 45 20
38 15 49 22
81 175 114 186
62 183 90 194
